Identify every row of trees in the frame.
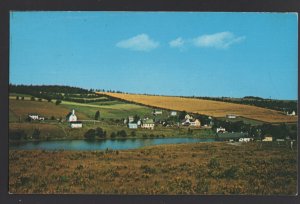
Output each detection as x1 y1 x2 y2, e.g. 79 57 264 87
10 128 41 141
84 128 129 140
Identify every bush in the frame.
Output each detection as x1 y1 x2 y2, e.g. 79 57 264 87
21 96 24 100
16 96 19 100
84 129 96 140
208 158 220 169
95 127 106 138
140 165 156 174
110 132 116 138
30 96 35 101
131 131 136 137
117 130 127 137
221 166 238 179
55 100 62 105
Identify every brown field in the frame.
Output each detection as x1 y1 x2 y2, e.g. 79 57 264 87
9 142 297 195
9 99 89 121
98 92 297 123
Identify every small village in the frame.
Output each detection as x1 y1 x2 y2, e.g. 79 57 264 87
25 106 297 145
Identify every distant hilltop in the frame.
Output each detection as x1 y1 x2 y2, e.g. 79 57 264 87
9 84 297 117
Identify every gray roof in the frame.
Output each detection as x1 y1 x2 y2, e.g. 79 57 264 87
217 132 248 139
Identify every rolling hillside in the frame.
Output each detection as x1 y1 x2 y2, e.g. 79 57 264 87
98 92 298 123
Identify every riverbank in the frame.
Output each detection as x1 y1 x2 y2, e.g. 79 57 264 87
9 121 216 143
9 142 297 195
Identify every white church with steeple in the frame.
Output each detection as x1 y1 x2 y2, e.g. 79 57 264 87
67 109 82 128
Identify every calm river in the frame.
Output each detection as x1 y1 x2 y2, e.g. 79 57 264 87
10 137 216 151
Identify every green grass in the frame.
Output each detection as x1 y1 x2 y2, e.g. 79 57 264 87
61 100 154 119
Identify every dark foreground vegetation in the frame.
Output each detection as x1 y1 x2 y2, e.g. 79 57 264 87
9 142 297 195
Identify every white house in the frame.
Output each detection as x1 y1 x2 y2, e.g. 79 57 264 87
216 127 226 133
137 120 142 126
287 111 296 116
153 109 162 115
190 119 201 127
226 114 237 119
141 119 155 129
70 121 82 128
239 138 251 142
67 109 77 122
128 116 134 123
170 111 177 116
128 123 138 129
185 114 193 120
28 114 44 121
182 118 191 126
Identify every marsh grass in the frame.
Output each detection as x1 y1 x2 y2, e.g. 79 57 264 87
9 142 297 195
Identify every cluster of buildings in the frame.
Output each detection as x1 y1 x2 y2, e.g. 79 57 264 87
125 116 155 130
125 110 203 130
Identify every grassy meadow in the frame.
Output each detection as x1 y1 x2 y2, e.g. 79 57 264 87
9 142 297 195
98 92 298 123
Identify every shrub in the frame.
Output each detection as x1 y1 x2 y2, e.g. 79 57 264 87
221 166 238 179
208 158 220 169
95 127 106 138
117 130 127 137
130 131 136 137
141 165 156 174
21 96 24 100
16 96 19 100
84 129 96 140
30 96 35 101
110 132 116 138
55 100 62 105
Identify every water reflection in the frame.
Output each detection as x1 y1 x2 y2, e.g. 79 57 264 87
10 137 216 151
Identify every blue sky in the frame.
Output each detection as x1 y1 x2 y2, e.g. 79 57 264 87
10 12 298 99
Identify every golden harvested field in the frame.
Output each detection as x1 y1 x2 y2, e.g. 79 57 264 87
9 142 297 194
98 92 297 123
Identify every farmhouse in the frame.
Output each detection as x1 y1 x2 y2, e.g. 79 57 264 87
239 138 252 142
216 127 226 133
70 121 83 128
226 114 237 119
141 119 155 129
28 114 44 121
128 116 134 123
182 118 191 126
128 123 138 129
287 111 296 116
185 114 193 120
190 119 201 127
263 136 273 142
170 111 177 116
153 109 163 115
